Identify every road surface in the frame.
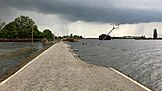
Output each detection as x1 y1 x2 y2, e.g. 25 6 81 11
0 42 151 91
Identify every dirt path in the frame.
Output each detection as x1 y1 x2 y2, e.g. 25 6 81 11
0 42 151 91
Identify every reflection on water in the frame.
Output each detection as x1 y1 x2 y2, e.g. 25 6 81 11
68 39 162 91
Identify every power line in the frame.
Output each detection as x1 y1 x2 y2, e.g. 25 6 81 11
98 24 119 46
143 15 162 23
117 0 162 24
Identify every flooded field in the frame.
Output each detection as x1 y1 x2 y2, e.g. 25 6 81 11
0 42 43 78
0 42 42 53
68 39 162 91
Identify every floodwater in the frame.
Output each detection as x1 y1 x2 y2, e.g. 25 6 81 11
0 42 42 53
0 42 43 76
68 39 162 91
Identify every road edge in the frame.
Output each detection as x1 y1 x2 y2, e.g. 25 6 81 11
109 68 152 91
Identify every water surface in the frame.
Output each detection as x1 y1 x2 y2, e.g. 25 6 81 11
0 42 43 76
68 39 162 91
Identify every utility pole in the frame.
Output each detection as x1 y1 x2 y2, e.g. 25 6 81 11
98 24 119 46
31 24 35 48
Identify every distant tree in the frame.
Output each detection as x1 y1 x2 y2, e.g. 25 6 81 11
1 16 43 39
42 29 54 41
0 21 6 30
0 19 6 38
32 25 44 38
70 34 73 38
58 36 63 39
0 19 5 30
79 36 83 39
63 34 83 39
140 36 146 39
73 35 83 39
153 28 158 39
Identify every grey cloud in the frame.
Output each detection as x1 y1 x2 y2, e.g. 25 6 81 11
1 0 162 24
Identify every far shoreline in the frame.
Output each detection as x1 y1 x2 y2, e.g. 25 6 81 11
85 38 162 40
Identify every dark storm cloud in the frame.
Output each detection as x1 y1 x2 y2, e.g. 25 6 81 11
1 0 162 24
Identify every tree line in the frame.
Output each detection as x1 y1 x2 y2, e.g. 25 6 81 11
0 16 54 41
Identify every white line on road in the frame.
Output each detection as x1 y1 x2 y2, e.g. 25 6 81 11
110 68 152 91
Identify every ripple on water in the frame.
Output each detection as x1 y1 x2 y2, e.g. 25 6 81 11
68 39 162 90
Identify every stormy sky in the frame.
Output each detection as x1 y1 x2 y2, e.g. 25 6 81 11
1 0 162 37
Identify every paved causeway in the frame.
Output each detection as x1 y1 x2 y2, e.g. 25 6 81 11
0 42 151 91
